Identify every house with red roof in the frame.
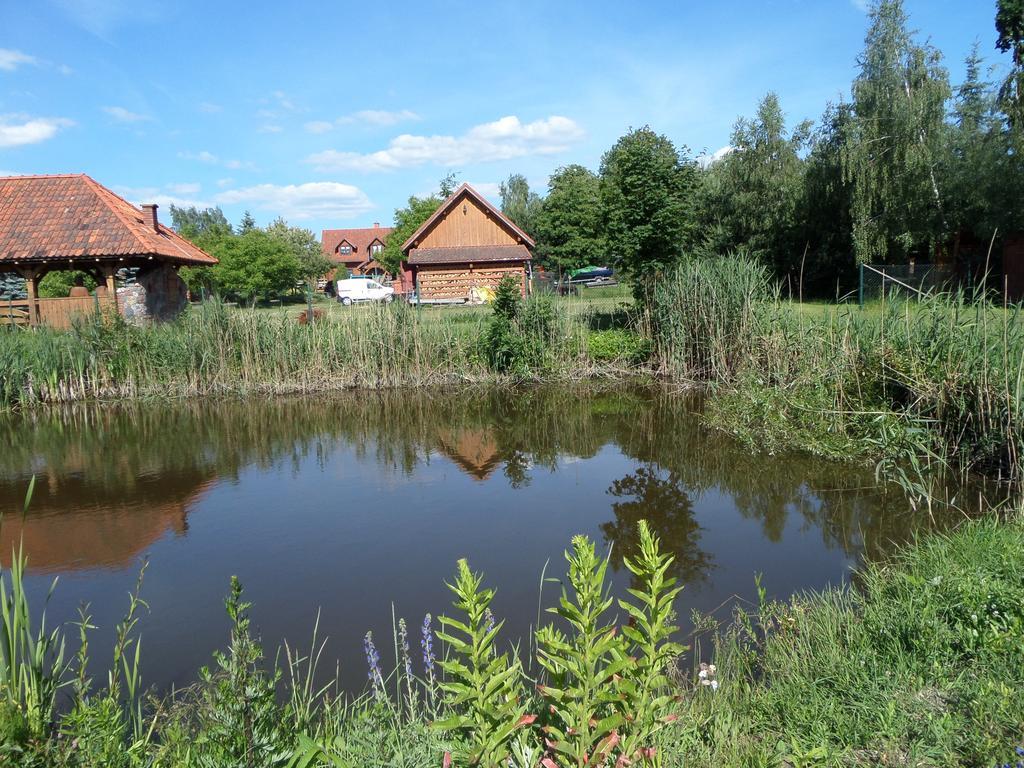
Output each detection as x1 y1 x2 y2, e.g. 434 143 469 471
0 174 216 327
320 222 393 279
399 183 533 302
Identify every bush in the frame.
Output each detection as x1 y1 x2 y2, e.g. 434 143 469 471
587 328 652 364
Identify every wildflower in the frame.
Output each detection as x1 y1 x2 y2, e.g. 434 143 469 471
484 608 496 635
398 617 413 681
698 662 718 692
364 631 383 698
421 613 436 677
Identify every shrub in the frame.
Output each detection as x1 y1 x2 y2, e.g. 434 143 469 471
587 328 652 364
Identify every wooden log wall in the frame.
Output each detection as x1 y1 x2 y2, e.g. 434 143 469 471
417 264 525 300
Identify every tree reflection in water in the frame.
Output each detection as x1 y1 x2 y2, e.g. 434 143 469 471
602 465 712 587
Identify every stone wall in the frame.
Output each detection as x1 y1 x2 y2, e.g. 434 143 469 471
117 263 187 324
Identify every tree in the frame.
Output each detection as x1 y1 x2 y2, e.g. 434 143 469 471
238 210 257 234
697 93 811 281
996 0 1024 127
38 271 97 298
843 0 951 263
169 205 233 245
211 229 301 306
599 126 700 288
170 206 233 298
264 217 333 284
498 173 542 238
534 165 606 273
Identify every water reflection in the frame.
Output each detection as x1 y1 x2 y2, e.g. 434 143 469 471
0 385 972 692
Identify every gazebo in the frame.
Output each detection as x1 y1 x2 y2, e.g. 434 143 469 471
0 174 216 328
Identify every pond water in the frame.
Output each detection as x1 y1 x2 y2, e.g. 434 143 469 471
0 385 963 694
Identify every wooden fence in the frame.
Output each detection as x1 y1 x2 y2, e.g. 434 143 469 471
1 295 117 330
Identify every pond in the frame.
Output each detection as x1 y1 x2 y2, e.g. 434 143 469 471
0 385 963 694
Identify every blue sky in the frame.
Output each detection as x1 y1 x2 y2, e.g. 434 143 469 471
0 0 1010 235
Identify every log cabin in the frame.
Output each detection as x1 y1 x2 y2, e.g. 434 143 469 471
400 183 533 302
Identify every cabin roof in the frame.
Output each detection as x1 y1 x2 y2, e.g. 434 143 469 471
406 244 531 265
0 174 217 266
401 183 535 253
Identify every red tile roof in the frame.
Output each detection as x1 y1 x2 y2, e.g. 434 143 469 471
406 244 531 265
320 225 394 266
401 183 535 253
0 174 217 265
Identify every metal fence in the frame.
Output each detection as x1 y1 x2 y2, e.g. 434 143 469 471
858 263 957 306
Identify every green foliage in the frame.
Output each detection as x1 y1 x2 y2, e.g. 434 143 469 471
435 559 528 766
380 194 442 275
535 536 628 767
185 576 290 767
498 173 542 238
534 164 606 273
996 0 1024 126
212 229 302 305
586 329 651 365
0 528 67 742
265 217 333 284
698 93 811 284
599 126 700 290
679 518 1024 766
843 0 951 264
37 270 97 299
169 205 234 244
481 276 563 375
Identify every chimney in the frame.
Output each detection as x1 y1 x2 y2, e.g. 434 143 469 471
373 222 380 228
142 204 159 232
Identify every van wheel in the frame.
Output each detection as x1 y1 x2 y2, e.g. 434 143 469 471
341 297 353 306
383 295 393 304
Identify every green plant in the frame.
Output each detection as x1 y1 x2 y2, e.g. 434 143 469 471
435 558 530 766
535 536 628 767
586 328 651 364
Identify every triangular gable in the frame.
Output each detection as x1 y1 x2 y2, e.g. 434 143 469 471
401 183 535 253
335 238 356 253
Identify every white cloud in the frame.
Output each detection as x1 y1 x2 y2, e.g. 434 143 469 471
216 177 234 188
307 115 584 173
0 114 74 148
102 105 152 123
306 109 420 134
114 185 211 210
178 150 254 170
467 181 502 202
198 102 222 113
0 49 37 72
304 120 335 134
258 124 283 133
0 169 20 176
697 145 735 168
339 109 420 127
166 182 201 195
214 182 373 221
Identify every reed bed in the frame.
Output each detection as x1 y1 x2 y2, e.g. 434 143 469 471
0 298 602 408
649 256 1024 486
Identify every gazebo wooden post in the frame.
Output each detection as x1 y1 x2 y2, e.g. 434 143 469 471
17 266 41 326
100 263 118 313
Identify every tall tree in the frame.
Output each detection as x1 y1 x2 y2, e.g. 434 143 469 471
599 126 700 287
380 195 443 275
498 173 542 238
698 92 811 281
534 165 606 273
996 0 1024 127
238 210 257 234
843 0 951 264
169 205 233 245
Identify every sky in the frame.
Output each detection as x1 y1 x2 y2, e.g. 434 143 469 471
0 0 1012 236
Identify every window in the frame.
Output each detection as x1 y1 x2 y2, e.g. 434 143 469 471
370 243 383 254
339 244 352 255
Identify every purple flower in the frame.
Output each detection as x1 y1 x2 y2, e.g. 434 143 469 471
421 613 435 675
484 608 496 635
364 630 383 698
398 618 413 681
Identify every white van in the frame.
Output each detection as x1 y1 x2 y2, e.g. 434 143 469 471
336 278 394 306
